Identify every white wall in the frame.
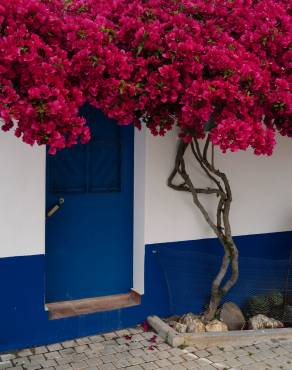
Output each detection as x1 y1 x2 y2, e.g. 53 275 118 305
144 131 292 244
1 127 291 294
0 131 45 258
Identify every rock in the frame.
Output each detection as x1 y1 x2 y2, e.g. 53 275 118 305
179 313 194 324
187 318 206 333
179 312 197 324
205 319 228 332
173 322 187 333
248 314 284 330
179 313 206 333
220 302 245 331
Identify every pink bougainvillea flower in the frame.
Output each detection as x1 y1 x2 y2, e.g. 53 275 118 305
0 0 291 155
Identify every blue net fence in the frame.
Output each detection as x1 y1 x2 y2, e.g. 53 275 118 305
156 247 292 325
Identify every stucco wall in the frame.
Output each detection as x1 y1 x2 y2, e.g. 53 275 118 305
144 131 292 243
0 132 45 258
1 129 292 293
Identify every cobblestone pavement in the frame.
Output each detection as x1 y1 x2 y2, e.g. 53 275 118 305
1 326 292 370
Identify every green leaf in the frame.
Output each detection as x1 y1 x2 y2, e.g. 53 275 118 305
204 113 215 132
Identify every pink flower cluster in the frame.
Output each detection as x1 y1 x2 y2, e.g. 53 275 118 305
0 0 291 155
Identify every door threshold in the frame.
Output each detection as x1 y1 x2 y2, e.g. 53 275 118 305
46 290 141 320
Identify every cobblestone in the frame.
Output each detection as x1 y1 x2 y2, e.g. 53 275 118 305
2 326 292 369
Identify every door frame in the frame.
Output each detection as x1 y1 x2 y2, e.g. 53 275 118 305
44 117 137 306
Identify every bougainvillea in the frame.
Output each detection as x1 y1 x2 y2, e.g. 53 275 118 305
0 0 291 155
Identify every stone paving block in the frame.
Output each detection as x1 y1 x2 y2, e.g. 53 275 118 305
115 330 131 338
128 328 143 335
183 360 207 370
272 347 290 356
89 343 104 352
60 348 76 357
85 357 103 367
62 341 76 349
194 350 210 358
221 357 241 368
55 365 73 370
237 355 255 365
141 332 157 340
76 337 91 346
212 363 227 369
17 349 33 357
47 343 63 351
113 358 130 368
33 346 48 354
156 351 170 360
114 345 129 354
140 341 153 348
90 335 105 344
168 356 184 364
181 352 199 362
83 349 97 359
101 344 118 355
1 354 15 362
71 353 87 362
98 364 117 370
154 358 172 368
56 356 73 365
103 333 118 341
240 364 268 370
25 364 42 370
278 355 292 365
0 361 12 369
127 343 143 351
206 355 225 363
141 363 159 370
5 327 292 370
129 349 144 357
126 366 144 370
75 345 90 354
141 353 157 363
155 344 171 352
70 360 88 369
29 354 46 364
197 358 213 365
128 357 144 366
168 348 183 357
130 335 144 343
195 359 216 370
116 338 129 346
101 355 118 364
13 357 30 366
40 359 58 367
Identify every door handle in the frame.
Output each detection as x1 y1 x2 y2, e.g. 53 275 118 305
46 198 64 219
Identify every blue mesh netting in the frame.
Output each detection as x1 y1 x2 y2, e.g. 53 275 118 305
156 247 291 317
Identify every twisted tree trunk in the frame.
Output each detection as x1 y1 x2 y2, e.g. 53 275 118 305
168 136 239 321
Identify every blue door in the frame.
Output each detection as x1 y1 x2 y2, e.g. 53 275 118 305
45 105 134 303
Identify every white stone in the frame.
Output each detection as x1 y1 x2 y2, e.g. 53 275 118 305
248 314 284 330
205 320 228 332
173 322 187 333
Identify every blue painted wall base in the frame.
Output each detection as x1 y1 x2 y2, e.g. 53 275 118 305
0 231 292 352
